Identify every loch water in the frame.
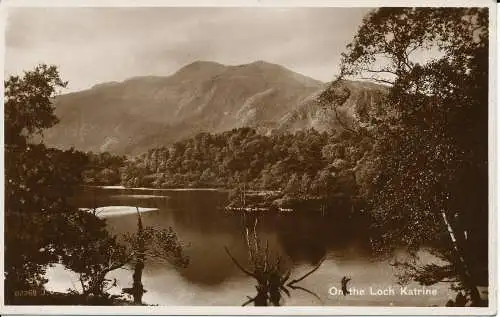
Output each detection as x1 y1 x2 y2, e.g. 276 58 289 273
46 186 454 306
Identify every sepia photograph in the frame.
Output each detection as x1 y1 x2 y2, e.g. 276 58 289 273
1 0 496 314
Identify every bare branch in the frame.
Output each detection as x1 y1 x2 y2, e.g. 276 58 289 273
288 284 323 305
242 296 256 307
287 257 325 286
224 246 257 279
362 68 398 76
359 77 395 85
280 285 291 298
280 269 292 285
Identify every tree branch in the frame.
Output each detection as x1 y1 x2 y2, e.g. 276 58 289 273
362 68 398 76
280 269 291 285
288 284 323 305
287 257 325 286
359 77 395 85
242 296 256 306
224 246 257 279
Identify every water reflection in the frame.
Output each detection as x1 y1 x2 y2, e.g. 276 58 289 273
224 212 325 306
58 187 455 306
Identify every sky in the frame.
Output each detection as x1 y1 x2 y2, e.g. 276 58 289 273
5 7 371 92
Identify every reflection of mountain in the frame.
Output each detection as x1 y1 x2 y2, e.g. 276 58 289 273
78 188 368 286
275 212 367 266
165 192 285 285
277 223 328 265
44 61 387 154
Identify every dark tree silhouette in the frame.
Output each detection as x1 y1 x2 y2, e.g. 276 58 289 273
338 7 488 306
225 216 324 306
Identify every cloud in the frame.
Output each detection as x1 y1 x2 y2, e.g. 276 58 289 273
5 7 371 91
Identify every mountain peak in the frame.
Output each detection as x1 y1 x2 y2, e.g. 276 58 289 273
233 60 281 70
182 60 225 68
248 60 273 66
176 60 225 72
173 60 227 80
48 60 342 154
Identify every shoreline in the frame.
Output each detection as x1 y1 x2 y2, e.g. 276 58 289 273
84 185 228 192
79 206 159 217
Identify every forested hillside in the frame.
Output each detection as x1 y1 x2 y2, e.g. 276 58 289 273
120 127 371 192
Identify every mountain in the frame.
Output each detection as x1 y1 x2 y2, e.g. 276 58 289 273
278 80 388 133
44 61 387 154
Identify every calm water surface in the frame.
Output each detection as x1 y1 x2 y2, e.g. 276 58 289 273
46 187 454 306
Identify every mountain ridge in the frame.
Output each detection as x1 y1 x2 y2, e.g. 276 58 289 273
84 60 322 93
44 60 386 154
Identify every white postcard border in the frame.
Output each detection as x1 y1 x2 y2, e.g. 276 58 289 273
0 0 497 315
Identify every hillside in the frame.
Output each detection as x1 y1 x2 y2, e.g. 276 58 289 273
278 80 388 133
44 61 387 154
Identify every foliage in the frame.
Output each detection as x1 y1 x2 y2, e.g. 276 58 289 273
4 65 132 304
120 128 365 209
3 65 85 301
121 214 189 305
122 225 190 269
338 7 488 305
82 151 126 186
4 64 67 145
5 144 89 295
56 208 188 303
59 211 131 297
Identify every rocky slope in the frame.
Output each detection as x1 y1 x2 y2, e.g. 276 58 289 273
44 61 387 154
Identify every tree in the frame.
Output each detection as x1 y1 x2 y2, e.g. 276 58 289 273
299 173 312 198
321 143 345 162
5 64 67 145
60 211 131 299
4 65 143 305
60 208 189 305
4 64 86 302
311 170 333 199
122 209 189 304
338 8 488 306
284 173 300 198
82 152 126 186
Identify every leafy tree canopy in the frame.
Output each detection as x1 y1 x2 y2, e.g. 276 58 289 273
338 7 488 305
